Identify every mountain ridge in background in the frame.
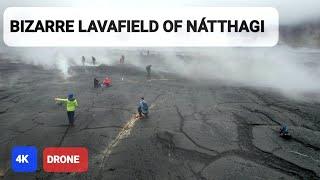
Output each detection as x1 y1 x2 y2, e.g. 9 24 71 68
280 20 320 48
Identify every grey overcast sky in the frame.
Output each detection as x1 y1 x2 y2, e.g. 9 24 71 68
0 0 320 24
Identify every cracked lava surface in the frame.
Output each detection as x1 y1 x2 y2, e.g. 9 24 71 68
0 58 320 180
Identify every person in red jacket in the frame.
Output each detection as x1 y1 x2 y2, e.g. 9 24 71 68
102 77 112 87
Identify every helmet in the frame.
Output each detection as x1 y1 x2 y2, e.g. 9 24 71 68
68 93 74 99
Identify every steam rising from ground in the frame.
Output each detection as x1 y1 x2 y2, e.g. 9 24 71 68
159 47 320 101
2 45 320 101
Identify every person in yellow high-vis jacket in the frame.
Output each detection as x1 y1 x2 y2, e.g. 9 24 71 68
55 93 78 126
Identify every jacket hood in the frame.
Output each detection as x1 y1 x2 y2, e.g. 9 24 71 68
68 98 75 101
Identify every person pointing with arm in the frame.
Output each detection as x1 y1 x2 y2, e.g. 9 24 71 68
55 93 78 126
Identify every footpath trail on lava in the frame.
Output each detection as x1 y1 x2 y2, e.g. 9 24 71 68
0 60 319 180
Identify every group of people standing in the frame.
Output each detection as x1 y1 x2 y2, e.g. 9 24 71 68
82 56 96 66
55 54 151 126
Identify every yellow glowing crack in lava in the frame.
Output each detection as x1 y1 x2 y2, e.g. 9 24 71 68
124 78 176 84
99 103 157 169
0 165 9 178
100 114 139 163
148 79 175 81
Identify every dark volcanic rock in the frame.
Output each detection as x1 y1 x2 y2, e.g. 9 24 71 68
0 59 319 180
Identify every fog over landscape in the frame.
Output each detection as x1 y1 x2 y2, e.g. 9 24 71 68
1 1 320 180
1 1 320 102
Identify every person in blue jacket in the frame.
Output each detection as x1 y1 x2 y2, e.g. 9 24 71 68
138 97 149 117
279 125 291 139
